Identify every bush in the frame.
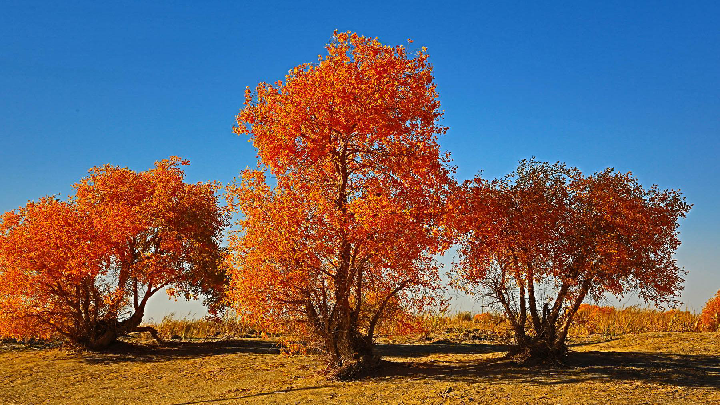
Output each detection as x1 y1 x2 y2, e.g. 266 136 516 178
699 290 720 332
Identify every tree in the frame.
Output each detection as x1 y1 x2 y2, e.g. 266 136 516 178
451 159 690 362
699 289 720 331
226 31 454 378
0 157 228 349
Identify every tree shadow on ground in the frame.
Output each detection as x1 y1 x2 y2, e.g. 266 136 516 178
376 342 511 358
566 336 620 347
374 346 720 390
81 339 281 365
78 338 719 390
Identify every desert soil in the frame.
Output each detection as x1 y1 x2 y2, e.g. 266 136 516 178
1 332 719 404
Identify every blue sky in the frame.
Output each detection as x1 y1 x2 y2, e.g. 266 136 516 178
1 1 718 318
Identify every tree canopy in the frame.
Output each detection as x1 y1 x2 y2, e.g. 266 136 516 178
226 31 455 377
451 159 691 361
0 157 228 349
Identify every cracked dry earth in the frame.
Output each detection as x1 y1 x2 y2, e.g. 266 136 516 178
2 332 719 404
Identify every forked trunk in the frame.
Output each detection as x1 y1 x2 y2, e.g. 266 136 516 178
509 299 588 364
510 337 567 364
505 277 592 364
325 328 379 380
509 322 567 364
79 308 161 350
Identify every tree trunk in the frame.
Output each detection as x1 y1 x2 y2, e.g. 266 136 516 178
510 336 567 364
510 281 592 364
325 326 378 380
78 307 158 350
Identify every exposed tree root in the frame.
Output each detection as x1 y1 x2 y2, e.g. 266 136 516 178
507 341 568 366
328 354 382 381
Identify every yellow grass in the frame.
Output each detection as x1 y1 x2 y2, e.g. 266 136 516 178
152 314 259 341
570 305 700 336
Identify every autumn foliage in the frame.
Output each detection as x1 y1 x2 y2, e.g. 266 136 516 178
699 289 720 331
452 159 691 361
226 31 454 377
0 27 703 385
0 157 227 349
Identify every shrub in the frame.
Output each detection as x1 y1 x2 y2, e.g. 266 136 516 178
699 290 720 332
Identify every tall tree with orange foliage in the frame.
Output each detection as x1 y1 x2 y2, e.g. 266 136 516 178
227 31 454 378
0 157 227 349
452 159 690 362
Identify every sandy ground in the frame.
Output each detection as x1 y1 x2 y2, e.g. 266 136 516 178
1 332 719 404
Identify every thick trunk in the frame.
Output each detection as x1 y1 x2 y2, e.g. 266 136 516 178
511 335 567 364
325 327 377 380
509 304 566 364
78 284 163 350
309 294 379 380
508 313 567 364
81 309 146 350
510 280 593 364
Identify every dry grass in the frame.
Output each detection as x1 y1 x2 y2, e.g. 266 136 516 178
392 306 701 346
152 314 259 341
2 331 719 404
570 305 700 336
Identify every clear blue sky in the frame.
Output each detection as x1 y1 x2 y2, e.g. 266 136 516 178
2 1 718 318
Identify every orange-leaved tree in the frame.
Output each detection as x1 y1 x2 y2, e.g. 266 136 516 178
0 157 228 349
699 289 720 331
451 159 690 362
226 31 454 377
